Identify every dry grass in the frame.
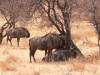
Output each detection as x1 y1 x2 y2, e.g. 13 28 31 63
0 47 100 75
70 60 86 72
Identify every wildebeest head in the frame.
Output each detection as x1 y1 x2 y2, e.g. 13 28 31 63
18 27 30 38
26 32 30 37
24 29 30 38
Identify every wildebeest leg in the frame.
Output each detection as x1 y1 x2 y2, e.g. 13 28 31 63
29 46 32 63
29 53 32 63
9 37 13 46
7 36 9 43
32 51 36 62
7 36 12 45
29 49 36 62
17 38 20 47
48 50 52 62
45 50 48 56
30 52 34 63
98 35 100 50
30 52 36 63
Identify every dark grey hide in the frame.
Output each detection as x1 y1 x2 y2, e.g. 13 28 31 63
6 27 30 46
29 33 66 62
42 49 78 62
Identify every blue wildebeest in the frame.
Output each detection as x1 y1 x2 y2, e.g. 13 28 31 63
6 27 30 46
42 49 78 62
29 33 66 62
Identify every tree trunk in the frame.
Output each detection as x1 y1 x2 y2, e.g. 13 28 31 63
63 12 83 57
62 11 71 50
65 30 71 49
64 30 84 57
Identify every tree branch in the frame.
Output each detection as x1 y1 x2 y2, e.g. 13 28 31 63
52 0 65 33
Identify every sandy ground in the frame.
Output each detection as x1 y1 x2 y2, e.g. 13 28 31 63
0 21 100 75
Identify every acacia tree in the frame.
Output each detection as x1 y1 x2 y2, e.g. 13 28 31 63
42 0 72 49
32 0 83 56
89 0 100 50
0 0 34 44
83 0 100 50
